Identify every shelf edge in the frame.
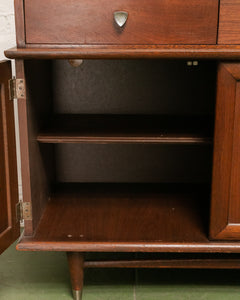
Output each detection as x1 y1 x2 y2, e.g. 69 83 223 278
5 45 240 59
16 240 240 253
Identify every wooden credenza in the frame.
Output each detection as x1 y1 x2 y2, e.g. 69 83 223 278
2 0 240 299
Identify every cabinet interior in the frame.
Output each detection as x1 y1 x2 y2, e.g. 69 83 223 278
22 59 217 248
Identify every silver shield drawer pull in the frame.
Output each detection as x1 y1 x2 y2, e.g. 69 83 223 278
114 11 128 28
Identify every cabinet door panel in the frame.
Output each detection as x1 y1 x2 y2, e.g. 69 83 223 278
210 63 240 240
0 61 19 254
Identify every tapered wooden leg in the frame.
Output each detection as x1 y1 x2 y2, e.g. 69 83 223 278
67 252 84 300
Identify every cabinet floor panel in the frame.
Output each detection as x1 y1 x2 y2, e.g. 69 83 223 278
37 115 213 144
17 183 234 252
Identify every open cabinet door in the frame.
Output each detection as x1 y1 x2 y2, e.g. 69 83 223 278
210 63 240 240
0 61 19 254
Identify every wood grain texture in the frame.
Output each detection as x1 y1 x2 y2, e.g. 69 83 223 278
7 45 240 59
26 184 210 243
14 0 26 47
17 239 240 253
15 60 33 234
0 61 19 254
24 0 218 45
67 252 84 293
84 259 240 269
210 63 240 240
16 60 53 235
10 0 240 282
17 183 239 252
218 0 240 44
37 115 213 145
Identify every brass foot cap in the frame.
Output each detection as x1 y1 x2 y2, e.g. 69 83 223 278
73 290 82 300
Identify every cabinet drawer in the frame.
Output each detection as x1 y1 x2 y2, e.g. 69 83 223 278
24 0 219 45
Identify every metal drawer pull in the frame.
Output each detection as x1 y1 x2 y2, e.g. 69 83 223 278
114 11 128 27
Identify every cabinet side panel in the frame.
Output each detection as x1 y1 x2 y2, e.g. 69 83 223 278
16 60 53 235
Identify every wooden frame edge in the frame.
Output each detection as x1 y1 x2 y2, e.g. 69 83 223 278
210 62 240 240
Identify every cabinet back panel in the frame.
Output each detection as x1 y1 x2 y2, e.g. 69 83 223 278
24 60 215 186
52 60 216 115
56 144 212 183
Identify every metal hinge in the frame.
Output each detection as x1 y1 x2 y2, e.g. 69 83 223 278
16 202 32 222
8 78 25 100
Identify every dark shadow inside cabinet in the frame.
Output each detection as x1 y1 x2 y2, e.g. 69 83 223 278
22 59 217 247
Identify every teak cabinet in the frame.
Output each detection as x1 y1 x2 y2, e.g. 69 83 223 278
3 0 240 299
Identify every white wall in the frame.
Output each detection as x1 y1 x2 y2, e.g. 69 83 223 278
0 0 16 60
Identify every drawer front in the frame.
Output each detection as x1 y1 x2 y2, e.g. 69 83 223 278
25 0 219 45
218 0 240 44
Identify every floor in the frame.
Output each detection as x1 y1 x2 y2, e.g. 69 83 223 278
1 241 240 299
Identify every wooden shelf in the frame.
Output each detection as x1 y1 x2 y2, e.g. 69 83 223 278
18 183 240 252
16 183 224 252
37 115 213 144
